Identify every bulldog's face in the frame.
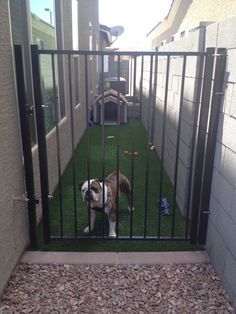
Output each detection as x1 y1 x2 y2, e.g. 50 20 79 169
79 179 102 204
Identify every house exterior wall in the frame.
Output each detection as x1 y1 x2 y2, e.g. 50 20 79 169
0 0 100 297
30 0 79 223
31 0 100 221
78 0 99 107
148 0 192 49
0 0 29 295
149 0 236 48
180 0 236 35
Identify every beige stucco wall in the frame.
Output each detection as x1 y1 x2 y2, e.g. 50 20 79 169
148 0 192 49
149 0 236 48
32 0 88 222
0 0 100 296
180 0 236 34
78 0 99 105
0 0 29 295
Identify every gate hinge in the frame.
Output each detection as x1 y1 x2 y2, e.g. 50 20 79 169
13 194 39 205
13 195 29 203
33 196 40 204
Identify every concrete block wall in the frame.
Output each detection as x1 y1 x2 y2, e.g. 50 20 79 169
0 0 29 295
205 16 236 308
142 17 236 307
138 26 205 215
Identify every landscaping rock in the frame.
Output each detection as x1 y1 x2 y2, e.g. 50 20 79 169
0 263 235 313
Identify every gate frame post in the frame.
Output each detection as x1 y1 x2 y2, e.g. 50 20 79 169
14 45 37 249
31 45 50 244
190 47 215 244
198 48 227 244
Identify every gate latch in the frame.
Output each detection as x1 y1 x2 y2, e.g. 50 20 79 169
202 210 211 214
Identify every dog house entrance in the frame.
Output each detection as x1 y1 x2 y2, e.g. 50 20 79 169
104 101 118 123
94 89 128 125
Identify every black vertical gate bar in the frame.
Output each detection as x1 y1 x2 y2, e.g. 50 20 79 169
150 48 158 144
198 48 227 244
130 55 137 238
116 54 121 238
144 55 154 238
51 53 64 238
84 54 91 235
185 54 205 239
68 54 78 237
190 47 215 244
31 45 50 243
171 55 187 238
139 55 144 119
14 45 37 249
158 55 170 238
101 54 106 238
130 58 133 96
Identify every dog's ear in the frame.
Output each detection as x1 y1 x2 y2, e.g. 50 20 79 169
93 179 102 187
78 181 85 191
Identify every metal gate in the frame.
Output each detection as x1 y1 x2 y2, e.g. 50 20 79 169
14 45 227 248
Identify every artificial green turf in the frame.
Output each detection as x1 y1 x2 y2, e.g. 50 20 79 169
36 120 202 251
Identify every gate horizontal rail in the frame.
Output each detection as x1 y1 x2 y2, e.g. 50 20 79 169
39 49 209 57
50 236 188 241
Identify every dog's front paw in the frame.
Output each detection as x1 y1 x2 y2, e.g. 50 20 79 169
128 206 134 212
109 231 117 237
84 226 91 233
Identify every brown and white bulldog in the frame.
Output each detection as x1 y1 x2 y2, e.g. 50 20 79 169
79 171 134 237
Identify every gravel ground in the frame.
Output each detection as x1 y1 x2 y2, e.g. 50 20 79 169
0 263 235 313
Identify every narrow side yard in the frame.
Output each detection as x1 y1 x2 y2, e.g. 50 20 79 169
1 263 235 313
47 121 186 239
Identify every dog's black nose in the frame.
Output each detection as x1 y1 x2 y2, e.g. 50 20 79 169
85 190 90 200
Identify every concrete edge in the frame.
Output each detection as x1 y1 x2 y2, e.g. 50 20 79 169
20 251 210 265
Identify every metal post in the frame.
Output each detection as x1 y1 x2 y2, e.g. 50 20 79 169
101 54 106 237
158 55 170 238
14 45 37 249
68 54 78 237
130 56 137 238
190 47 215 244
185 54 205 239
51 53 64 238
150 48 158 144
198 48 227 244
139 55 144 119
84 54 91 235
144 55 154 238
31 45 50 244
172 55 187 238
116 54 121 238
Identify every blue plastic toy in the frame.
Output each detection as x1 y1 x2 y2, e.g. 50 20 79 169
88 119 95 127
159 197 171 216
